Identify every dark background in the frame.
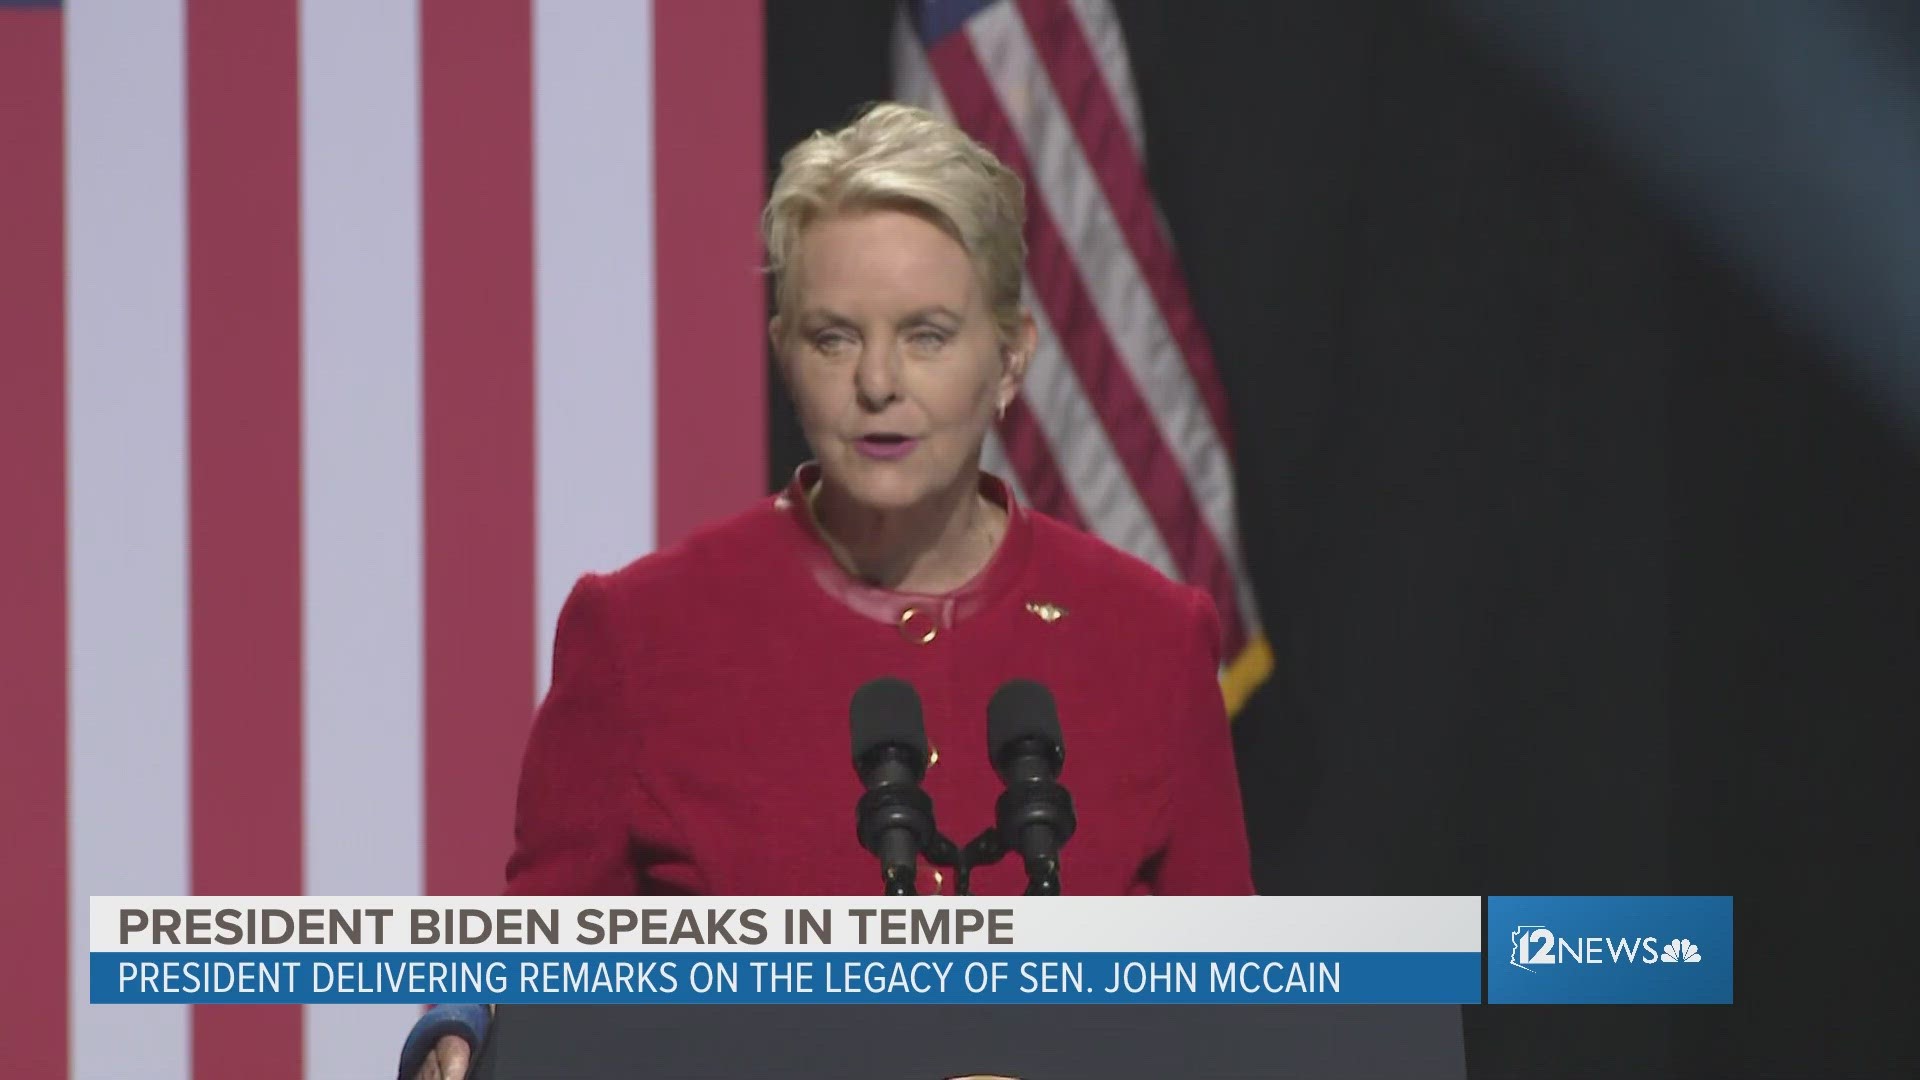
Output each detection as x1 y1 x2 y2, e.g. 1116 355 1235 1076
765 3 1918 1076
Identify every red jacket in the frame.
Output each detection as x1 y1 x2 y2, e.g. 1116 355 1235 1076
503 466 1254 897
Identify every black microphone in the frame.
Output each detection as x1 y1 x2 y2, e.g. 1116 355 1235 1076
849 677 936 896
986 679 1077 895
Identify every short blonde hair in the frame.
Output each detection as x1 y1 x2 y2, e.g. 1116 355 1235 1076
763 102 1027 342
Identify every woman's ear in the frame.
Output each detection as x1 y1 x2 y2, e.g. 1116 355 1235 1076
998 312 1037 409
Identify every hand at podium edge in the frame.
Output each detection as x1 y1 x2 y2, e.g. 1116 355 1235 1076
408 1004 490 1080
410 1034 471 1080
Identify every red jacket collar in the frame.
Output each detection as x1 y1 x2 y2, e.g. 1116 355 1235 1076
775 462 1032 631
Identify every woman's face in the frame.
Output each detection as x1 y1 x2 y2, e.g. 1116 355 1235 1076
776 208 1028 513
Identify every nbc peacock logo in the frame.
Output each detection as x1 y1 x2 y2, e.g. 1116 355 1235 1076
1660 938 1702 963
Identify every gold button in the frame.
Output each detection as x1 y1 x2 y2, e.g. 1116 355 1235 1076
931 869 945 894
899 607 937 644
927 743 939 767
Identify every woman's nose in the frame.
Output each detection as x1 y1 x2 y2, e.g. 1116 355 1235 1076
854 345 901 410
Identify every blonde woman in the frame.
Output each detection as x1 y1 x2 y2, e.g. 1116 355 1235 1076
399 103 1251 1080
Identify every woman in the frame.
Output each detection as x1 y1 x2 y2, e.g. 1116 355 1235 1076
401 102 1252 1080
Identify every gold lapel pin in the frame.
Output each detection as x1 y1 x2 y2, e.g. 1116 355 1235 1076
1025 601 1067 623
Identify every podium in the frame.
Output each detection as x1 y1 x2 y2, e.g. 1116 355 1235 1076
472 1004 1467 1079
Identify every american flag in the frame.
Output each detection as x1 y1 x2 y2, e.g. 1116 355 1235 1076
0 0 763 1076
895 0 1271 710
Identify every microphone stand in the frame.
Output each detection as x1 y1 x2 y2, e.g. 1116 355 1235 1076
996 774 1075 896
920 832 963 895
953 829 1005 897
1019 849 1061 896
880 863 916 897
861 792 1071 897
934 826 1068 896
856 782 936 896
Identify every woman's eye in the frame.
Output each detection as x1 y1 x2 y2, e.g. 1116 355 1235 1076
907 330 949 350
813 332 855 354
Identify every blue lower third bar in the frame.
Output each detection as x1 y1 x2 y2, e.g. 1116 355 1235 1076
93 951 1481 1005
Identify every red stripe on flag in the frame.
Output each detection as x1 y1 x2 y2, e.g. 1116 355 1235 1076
928 33 1250 657
422 0 537 896
654 0 766 543
999 398 1088 530
1014 0 1237 455
656 0 768 538
185 0 304 1074
0 11 69 1074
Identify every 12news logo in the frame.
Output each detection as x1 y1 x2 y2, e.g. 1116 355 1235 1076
1510 926 1704 971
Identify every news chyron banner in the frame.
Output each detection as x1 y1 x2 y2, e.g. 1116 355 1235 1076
94 897 1480 1005
89 896 1735 1006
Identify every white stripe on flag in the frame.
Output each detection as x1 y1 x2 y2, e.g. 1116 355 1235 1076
965 3 1261 624
894 9 1173 575
1064 0 1146 157
891 6 948 117
65 2 191 1077
1025 287 1178 575
1061 1 1184 294
298 1 425 1075
533 0 658 695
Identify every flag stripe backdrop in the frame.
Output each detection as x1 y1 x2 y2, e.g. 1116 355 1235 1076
8 1 765 1076
187 6 304 1076
68 3 197 1077
418 0 538 927
0 4 69 1077
299 3 428 1077
652 0 768 562
0 0 1277 1074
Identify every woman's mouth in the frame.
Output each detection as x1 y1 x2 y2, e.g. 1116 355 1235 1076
853 434 920 460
